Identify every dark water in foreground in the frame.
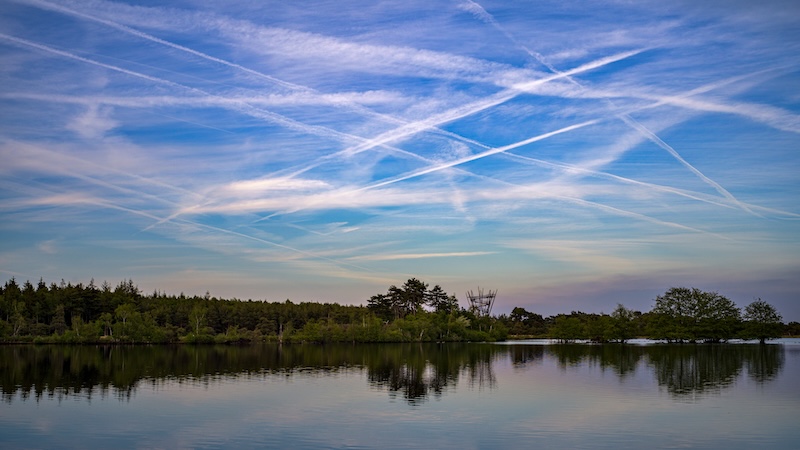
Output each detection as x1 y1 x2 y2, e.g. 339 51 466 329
1 340 799 449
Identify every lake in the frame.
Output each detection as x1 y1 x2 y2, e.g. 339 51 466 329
2 340 799 449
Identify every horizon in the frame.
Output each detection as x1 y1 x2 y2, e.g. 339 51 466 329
1 1 799 321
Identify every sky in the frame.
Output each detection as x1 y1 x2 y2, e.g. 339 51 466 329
1 0 799 320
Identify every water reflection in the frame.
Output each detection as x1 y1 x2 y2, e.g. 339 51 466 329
647 345 783 397
0 343 785 404
0 343 502 405
544 344 785 398
545 344 643 377
365 344 499 404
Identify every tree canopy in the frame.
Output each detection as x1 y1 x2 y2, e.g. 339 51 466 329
0 278 788 344
648 287 741 343
742 298 783 344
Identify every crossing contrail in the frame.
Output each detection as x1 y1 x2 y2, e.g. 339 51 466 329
462 0 759 217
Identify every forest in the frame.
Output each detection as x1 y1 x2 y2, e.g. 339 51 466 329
0 277 794 344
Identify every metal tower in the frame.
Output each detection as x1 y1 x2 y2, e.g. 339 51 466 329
466 287 497 317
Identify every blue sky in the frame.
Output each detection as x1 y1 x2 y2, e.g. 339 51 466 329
1 0 799 320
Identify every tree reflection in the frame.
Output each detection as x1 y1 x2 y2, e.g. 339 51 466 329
509 345 545 367
647 345 741 397
364 343 500 404
544 343 784 399
0 343 785 405
546 344 642 378
0 343 503 405
742 344 784 383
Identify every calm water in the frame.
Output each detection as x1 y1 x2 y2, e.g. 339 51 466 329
1 340 799 449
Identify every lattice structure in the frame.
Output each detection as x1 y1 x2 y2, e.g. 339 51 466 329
466 288 497 317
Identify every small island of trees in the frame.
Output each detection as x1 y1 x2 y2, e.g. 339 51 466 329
0 277 794 344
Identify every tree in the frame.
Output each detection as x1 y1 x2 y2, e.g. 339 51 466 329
51 304 67 335
505 307 546 336
369 279 430 320
649 287 740 343
367 293 394 321
189 304 208 336
550 315 583 343
99 312 114 337
115 303 137 336
401 278 428 315
2 278 21 322
11 301 26 337
426 285 458 314
786 322 800 337
584 313 612 343
609 304 637 343
742 299 783 344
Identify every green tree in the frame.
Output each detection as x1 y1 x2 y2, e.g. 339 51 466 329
11 301 26 337
189 304 208 336
2 278 21 323
741 298 783 344
99 312 114 337
610 304 637 343
649 287 740 343
51 304 67 335
505 307 547 336
426 285 457 314
584 313 612 343
115 303 137 337
367 293 394 322
402 278 428 316
550 315 583 343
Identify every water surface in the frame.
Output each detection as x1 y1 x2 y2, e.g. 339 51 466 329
2 341 798 449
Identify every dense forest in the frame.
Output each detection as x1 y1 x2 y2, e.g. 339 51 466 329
0 277 795 344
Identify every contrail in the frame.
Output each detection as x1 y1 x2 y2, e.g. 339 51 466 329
504 152 800 217
356 120 599 191
0 33 436 165
0 32 352 144
18 0 503 149
618 115 758 216
0 32 188 87
8 8 743 235
3 176 375 273
279 48 646 180
463 0 758 217
16 0 309 92
0 33 656 230
3 138 203 201
270 66 777 218
552 195 731 240
256 119 598 219
14 0 665 220
505 152 733 207
461 0 551 70
171 219 376 273
2 178 169 224
0 32 510 227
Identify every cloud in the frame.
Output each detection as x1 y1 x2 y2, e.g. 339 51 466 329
37 240 58 254
2 0 798 318
223 177 331 194
347 251 496 262
65 104 118 138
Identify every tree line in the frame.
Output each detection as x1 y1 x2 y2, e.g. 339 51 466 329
502 287 791 344
0 277 506 344
0 278 793 344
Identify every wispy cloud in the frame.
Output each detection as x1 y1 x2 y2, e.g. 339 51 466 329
459 1 760 218
1 0 798 317
347 251 496 262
